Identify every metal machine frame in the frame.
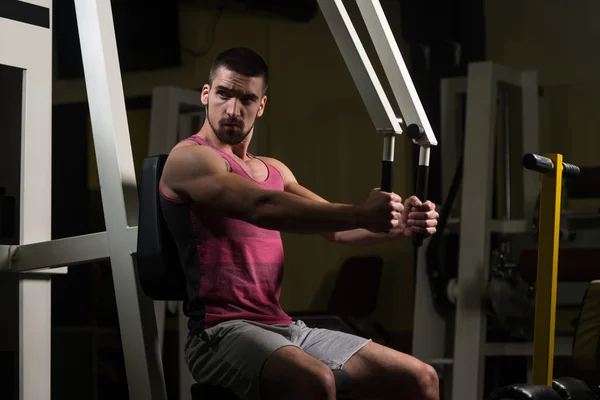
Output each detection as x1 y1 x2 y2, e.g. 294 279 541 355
317 0 436 223
451 63 540 400
1 1 165 399
1 1 436 399
413 63 544 400
0 2 55 399
411 62 590 400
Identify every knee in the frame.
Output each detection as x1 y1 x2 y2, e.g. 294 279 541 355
260 347 336 400
299 364 337 400
414 362 439 400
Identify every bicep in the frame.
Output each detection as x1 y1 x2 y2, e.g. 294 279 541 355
161 146 224 200
161 146 266 215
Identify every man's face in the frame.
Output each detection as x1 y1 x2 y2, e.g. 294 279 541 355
201 67 267 146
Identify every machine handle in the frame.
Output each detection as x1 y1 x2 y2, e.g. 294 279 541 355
381 160 393 192
522 153 553 173
562 162 580 179
522 153 580 179
412 164 429 247
407 124 429 248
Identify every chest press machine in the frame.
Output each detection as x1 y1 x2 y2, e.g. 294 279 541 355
0 0 435 399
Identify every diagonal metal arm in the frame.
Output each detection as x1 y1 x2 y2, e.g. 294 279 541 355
316 0 401 136
73 0 167 398
355 0 437 148
318 0 438 246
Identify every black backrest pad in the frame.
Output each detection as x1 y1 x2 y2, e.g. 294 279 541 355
136 154 187 301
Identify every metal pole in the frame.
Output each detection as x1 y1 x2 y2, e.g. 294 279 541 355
73 0 167 398
522 153 580 385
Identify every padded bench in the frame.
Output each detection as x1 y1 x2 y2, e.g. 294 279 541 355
137 154 356 399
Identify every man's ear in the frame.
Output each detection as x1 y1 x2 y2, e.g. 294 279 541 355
257 95 267 118
201 84 210 106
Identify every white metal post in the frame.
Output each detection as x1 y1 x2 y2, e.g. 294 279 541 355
451 62 498 400
73 0 167 399
411 77 467 368
149 87 196 156
411 239 447 364
450 63 541 400
0 2 55 399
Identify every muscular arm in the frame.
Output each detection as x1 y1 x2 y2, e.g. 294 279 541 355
159 145 384 234
259 156 400 245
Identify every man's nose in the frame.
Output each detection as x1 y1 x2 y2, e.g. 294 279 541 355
226 98 241 117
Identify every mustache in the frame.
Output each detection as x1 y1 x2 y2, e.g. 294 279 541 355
219 117 243 126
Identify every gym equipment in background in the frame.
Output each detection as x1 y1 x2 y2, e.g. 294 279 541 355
485 154 600 399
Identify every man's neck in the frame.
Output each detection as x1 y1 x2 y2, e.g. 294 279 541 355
196 123 251 161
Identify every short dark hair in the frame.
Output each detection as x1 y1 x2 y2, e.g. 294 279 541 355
208 47 269 93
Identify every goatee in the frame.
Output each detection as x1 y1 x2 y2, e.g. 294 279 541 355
206 103 255 145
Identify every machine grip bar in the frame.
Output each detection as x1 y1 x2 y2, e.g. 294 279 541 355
562 162 580 179
381 160 393 192
412 165 429 247
405 124 430 248
522 153 553 173
522 153 581 179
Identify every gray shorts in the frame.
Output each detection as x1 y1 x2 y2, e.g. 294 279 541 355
184 319 371 400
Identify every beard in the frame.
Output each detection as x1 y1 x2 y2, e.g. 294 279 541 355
206 103 255 146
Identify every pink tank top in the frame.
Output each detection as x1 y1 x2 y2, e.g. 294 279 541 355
160 135 292 331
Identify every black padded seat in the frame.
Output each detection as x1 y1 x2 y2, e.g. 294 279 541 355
137 154 187 301
137 155 355 399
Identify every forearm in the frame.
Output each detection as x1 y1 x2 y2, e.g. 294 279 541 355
323 229 397 246
185 173 365 234
252 190 363 234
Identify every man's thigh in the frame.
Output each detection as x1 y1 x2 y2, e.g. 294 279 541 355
185 320 298 400
260 345 337 400
342 341 439 400
291 320 372 370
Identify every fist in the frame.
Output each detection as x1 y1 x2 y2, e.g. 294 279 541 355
401 196 438 236
360 188 404 233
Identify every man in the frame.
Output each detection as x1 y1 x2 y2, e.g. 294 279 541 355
160 47 440 400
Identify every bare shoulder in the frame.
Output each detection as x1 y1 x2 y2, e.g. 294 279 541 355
256 156 297 184
165 142 227 176
161 143 228 198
